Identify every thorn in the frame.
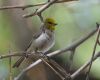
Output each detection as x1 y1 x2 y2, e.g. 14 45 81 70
37 12 44 22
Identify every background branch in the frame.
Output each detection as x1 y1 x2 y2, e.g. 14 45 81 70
86 23 100 80
41 58 65 80
0 0 78 10
9 50 13 80
0 3 46 10
23 0 58 18
0 52 34 59
71 51 100 79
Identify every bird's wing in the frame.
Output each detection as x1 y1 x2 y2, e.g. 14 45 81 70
33 24 44 39
25 24 44 51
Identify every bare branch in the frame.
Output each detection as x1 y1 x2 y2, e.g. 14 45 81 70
86 24 100 80
0 52 25 59
41 58 65 80
0 0 78 10
57 0 78 3
9 50 13 80
0 3 46 10
0 52 34 59
23 0 58 18
23 0 79 18
48 59 70 79
71 51 100 79
14 59 42 80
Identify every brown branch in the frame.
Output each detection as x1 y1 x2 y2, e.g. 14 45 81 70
0 3 46 10
23 0 58 18
0 0 78 10
86 23 100 80
23 0 79 18
0 52 25 59
41 58 65 80
0 0 78 22
9 50 13 80
0 52 35 59
48 59 70 79
57 0 78 3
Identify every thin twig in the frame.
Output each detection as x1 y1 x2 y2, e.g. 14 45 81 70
41 58 65 80
49 59 70 79
0 53 26 59
57 0 78 3
23 0 78 18
0 3 46 10
23 0 58 18
71 51 100 79
0 52 36 59
86 24 100 80
0 0 78 10
9 50 13 80
0 0 78 23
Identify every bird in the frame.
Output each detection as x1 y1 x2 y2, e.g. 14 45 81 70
13 18 57 68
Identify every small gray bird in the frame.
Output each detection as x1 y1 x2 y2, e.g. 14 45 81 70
13 18 57 68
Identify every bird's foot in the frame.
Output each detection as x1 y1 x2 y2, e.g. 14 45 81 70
24 53 29 58
36 52 50 60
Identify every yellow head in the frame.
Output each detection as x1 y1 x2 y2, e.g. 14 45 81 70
44 18 57 31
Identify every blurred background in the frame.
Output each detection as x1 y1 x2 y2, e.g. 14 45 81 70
0 0 100 80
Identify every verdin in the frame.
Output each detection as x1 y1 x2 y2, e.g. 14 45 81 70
13 18 57 68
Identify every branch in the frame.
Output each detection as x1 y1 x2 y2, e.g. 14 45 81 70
9 50 13 80
23 0 79 18
23 0 58 18
14 27 97 80
0 0 78 22
86 23 100 80
0 0 78 10
0 3 46 10
71 51 100 79
41 58 65 80
0 52 35 59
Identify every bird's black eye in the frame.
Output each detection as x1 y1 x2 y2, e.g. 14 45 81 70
48 22 52 24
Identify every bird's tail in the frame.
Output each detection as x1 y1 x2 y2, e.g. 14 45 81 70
13 56 25 68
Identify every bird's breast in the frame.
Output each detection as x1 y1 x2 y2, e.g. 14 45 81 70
34 32 55 53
